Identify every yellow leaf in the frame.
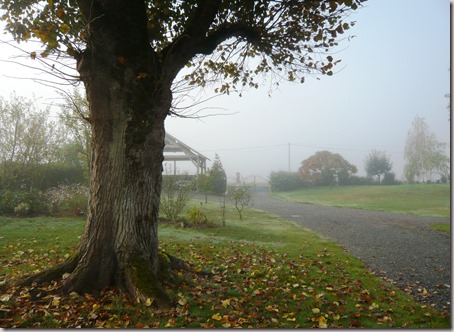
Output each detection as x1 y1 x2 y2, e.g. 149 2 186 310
144 298 154 307
316 293 325 299
69 292 79 298
59 23 70 34
177 297 187 306
211 313 222 321
1 294 11 302
369 302 379 310
221 299 231 307
92 303 100 310
222 323 231 328
312 308 320 314
49 39 59 48
318 316 328 328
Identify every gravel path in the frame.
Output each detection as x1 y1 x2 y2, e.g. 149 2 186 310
251 192 451 314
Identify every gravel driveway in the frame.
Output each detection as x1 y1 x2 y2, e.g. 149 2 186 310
251 192 451 314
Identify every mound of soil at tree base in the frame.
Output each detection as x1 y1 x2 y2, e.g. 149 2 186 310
250 192 451 315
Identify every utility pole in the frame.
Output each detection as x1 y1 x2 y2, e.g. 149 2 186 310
288 142 291 173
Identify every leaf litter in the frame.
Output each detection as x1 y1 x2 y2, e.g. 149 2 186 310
0 233 450 328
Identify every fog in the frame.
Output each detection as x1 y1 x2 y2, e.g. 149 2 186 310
0 0 450 183
165 0 451 182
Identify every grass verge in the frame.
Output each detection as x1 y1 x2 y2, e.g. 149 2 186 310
430 223 450 234
272 184 450 217
0 202 450 328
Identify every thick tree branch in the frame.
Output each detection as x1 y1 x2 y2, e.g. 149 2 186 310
160 0 221 76
163 18 262 80
198 23 262 55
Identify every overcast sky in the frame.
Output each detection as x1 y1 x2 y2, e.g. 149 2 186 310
0 0 451 183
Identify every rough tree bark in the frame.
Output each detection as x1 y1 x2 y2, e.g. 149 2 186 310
64 0 174 302
13 0 182 304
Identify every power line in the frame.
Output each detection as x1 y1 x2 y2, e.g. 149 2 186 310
200 143 287 153
198 142 403 155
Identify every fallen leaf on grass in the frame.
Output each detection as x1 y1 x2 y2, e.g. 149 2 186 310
221 298 231 307
318 316 328 328
211 313 222 321
0 294 11 302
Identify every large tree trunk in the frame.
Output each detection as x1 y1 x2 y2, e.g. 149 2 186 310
62 65 169 301
17 0 201 303
59 0 174 303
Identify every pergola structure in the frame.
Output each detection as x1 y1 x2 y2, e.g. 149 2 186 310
163 133 209 175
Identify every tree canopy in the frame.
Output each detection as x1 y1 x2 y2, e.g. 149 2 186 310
404 116 449 183
299 150 357 186
364 150 392 183
1 0 365 97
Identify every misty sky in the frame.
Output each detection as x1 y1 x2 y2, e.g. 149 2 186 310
0 0 451 184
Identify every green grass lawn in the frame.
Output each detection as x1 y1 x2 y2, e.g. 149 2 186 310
0 201 450 328
431 223 450 234
273 184 450 218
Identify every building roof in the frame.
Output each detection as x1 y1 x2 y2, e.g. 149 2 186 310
163 133 209 174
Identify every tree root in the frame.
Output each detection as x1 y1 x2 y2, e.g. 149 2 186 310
17 253 79 288
124 253 191 307
0 254 82 298
3 250 192 308
161 251 190 272
125 259 171 307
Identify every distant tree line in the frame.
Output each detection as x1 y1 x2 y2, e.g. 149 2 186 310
270 116 449 192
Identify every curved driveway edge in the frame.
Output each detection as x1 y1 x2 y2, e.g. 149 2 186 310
251 192 451 314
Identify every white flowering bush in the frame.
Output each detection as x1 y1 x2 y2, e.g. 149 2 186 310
46 183 89 216
13 202 31 216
